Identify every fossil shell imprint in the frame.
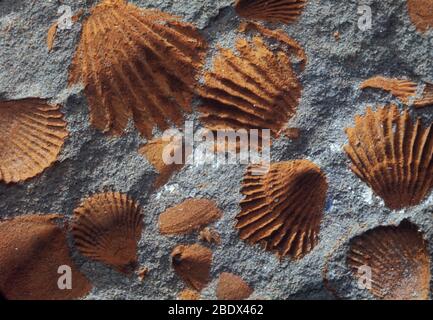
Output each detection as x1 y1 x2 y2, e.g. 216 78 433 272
216 272 253 300
414 82 433 109
0 214 92 300
69 0 207 138
199 23 304 139
406 0 433 33
159 198 222 235
171 244 212 291
72 192 144 274
360 76 417 104
0 98 68 184
347 220 431 300
235 0 306 24
236 160 328 259
344 105 433 210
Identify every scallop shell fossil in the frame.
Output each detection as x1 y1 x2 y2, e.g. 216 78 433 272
347 220 431 300
235 0 306 24
0 214 92 300
236 160 328 259
344 105 433 210
0 98 68 184
199 23 304 140
360 76 417 104
406 0 433 33
216 272 253 300
69 0 207 138
71 192 144 274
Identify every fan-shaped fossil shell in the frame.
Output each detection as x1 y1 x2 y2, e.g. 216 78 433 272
360 76 417 104
407 0 433 33
159 199 222 235
216 272 253 300
344 105 433 210
69 0 207 138
0 98 68 184
235 0 306 24
72 192 144 274
236 160 328 259
0 214 92 300
414 82 433 108
199 24 303 139
171 244 212 291
347 220 431 300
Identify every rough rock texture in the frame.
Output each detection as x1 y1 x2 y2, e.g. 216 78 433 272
0 0 432 300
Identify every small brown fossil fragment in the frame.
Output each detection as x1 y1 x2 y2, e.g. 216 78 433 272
137 266 149 282
198 227 221 245
178 289 200 300
360 76 417 104
171 244 212 291
216 272 253 300
159 199 222 235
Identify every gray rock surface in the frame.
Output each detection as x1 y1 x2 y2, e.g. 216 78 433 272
0 0 432 300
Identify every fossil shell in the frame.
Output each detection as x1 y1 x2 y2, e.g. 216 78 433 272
159 199 222 235
0 214 92 300
171 244 212 291
236 160 328 259
414 82 433 109
216 272 253 300
139 137 185 189
178 289 200 300
235 0 306 24
344 105 433 209
407 0 433 33
72 192 144 274
0 98 68 184
199 227 221 245
347 220 431 300
69 0 207 138
199 24 303 139
360 76 417 104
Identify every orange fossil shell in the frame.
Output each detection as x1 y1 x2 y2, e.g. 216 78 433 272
171 244 212 291
0 214 92 300
159 199 222 235
199 25 303 139
347 220 431 300
0 98 68 184
236 160 328 259
216 272 253 300
235 0 306 24
72 192 144 274
69 0 207 138
414 82 433 108
178 289 200 300
360 76 417 104
344 105 433 210
139 137 184 189
407 0 433 33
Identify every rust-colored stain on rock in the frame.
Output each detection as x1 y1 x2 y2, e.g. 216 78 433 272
72 192 144 274
347 220 431 300
0 98 68 184
0 214 92 300
199 23 303 139
216 272 253 300
171 244 212 291
344 105 433 210
159 198 222 235
69 0 207 138
236 160 328 259
407 0 433 32
235 0 306 24
360 76 417 104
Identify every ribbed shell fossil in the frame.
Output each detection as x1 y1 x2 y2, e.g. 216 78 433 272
171 244 212 291
199 24 303 139
69 0 207 138
0 214 92 300
216 272 253 300
360 76 417 104
414 82 433 108
0 98 68 184
407 0 433 33
344 105 433 210
235 0 306 24
347 220 431 300
236 160 328 259
72 192 144 274
159 199 222 235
